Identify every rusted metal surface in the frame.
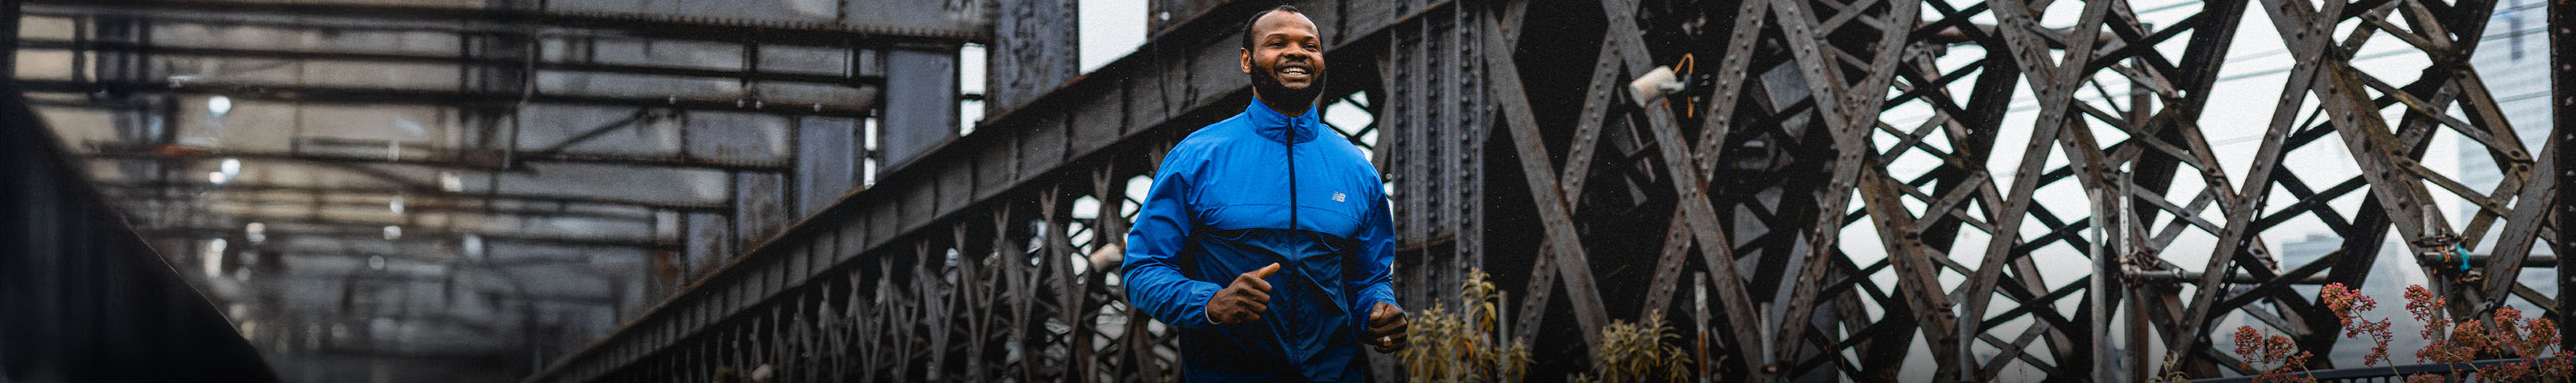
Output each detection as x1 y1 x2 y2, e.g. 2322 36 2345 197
2558 0 2573 353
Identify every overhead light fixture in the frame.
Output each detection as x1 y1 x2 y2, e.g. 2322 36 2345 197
208 96 232 117
207 171 229 185
203 238 228 277
383 225 402 241
439 172 464 192
219 158 240 176
462 234 484 260
389 195 405 214
245 222 266 244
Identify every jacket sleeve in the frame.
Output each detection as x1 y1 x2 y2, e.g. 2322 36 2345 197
1349 188 1399 315
1122 153 1221 329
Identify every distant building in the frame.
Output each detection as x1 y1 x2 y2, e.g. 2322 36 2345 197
2458 0 2555 288
2458 0 2551 225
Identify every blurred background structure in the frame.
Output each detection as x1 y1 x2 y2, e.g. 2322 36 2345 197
0 0 2567 381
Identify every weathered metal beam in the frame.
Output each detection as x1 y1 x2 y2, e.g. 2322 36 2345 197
1590 0 1768 374
142 223 673 251
1761 0 1932 375
15 39 885 87
17 79 876 118
2480 138 2557 310
1956 0 2112 377
1484 11 1612 349
110 194 656 222
94 180 731 213
85 144 792 172
2162 0 2346 366
21 0 984 45
1520 35 1629 347
2555 0 2573 350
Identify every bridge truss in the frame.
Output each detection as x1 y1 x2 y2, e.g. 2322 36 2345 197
527 0 2571 381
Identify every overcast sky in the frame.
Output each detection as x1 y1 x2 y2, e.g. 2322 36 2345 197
1079 0 1151 73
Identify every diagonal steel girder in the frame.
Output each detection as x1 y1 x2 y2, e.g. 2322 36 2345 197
497 0 2561 380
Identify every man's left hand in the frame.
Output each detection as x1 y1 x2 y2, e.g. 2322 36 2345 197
1365 302 1408 353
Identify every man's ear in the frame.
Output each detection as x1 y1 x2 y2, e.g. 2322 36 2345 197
1240 48 1252 74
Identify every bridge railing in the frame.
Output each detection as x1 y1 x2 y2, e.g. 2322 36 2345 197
2185 358 2567 383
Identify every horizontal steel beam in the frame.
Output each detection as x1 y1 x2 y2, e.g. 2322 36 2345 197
2127 270 2332 284
144 224 674 251
16 80 877 118
94 180 731 213
22 0 985 46
264 248 606 266
17 39 883 87
86 143 793 172
110 192 657 222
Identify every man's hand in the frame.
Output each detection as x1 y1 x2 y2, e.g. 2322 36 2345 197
1207 264 1280 325
1365 302 1408 353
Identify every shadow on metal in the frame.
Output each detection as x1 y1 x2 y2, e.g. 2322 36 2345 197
0 81 281 382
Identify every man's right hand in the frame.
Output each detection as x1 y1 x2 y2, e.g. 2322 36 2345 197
1207 263 1280 325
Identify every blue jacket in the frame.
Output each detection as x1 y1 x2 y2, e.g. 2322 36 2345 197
1122 97 1398 382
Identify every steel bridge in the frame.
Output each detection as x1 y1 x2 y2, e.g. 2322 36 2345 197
508 0 2571 381
2 0 2568 381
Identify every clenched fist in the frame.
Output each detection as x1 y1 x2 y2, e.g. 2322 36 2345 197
1365 302 1408 353
1207 263 1281 325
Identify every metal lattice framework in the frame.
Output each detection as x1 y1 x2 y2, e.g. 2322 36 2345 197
522 0 2568 381
1478 0 2565 378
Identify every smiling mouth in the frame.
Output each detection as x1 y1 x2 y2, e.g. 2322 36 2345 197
1278 67 1311 77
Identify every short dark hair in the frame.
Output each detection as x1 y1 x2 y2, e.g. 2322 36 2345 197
1241 5 1303 51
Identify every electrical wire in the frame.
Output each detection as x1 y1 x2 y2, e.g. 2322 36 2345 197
1675 53 1697 118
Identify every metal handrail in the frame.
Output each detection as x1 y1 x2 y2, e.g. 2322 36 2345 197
2187 358 2566 383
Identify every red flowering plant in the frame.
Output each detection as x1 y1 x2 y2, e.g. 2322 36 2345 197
2225 284 2572 382
2393 285 2574 382
2233 325 2319 383
2321 283 2397 366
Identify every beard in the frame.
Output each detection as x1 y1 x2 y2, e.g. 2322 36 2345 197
1249 63 1326 111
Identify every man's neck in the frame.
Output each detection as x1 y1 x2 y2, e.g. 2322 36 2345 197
1252 91 1313 117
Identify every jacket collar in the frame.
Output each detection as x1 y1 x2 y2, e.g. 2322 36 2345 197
1244 95 1323 144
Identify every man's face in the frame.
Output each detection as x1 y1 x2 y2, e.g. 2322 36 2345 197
1241 11 1326 110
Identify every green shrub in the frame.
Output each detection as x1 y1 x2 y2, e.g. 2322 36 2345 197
1575 311 1691 383
1398 269 1533 382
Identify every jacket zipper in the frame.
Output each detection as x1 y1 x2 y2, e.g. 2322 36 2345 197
1286 123 1298 231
